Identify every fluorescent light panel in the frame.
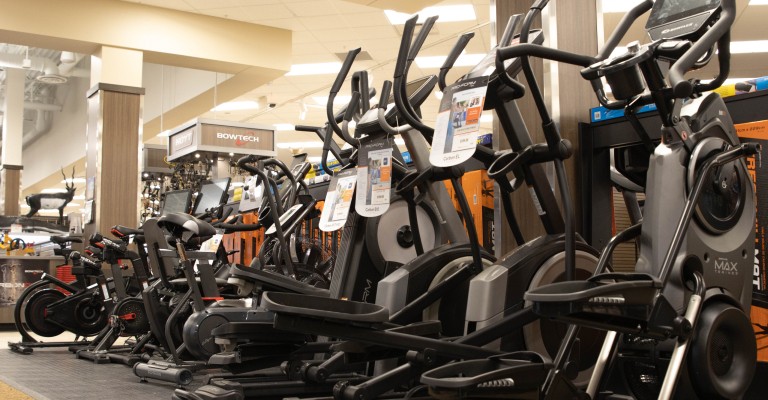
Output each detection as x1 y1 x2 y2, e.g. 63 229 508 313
730 40 768 54
276 141 323 149
286 62 342 76
41 188 67 193
273 124 295 131
414 53 485 69
211 101 259 112
384 5 476 24
750 0 768 5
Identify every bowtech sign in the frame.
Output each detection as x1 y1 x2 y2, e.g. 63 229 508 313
167 118 275 161
215 132 260 145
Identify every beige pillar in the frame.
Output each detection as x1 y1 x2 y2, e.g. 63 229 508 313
1 68 26 216
84 47 144 238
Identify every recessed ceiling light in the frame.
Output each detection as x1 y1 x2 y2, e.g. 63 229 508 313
384 4 476 25
750 0 768 5
286 62 343 76
414 53 485 69
41 188 67 193
276 141 324 149
211 101 260 112
273 124 295 131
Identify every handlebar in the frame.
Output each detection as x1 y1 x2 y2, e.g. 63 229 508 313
393 16 437 135
669 0 735 98
438 32 475 91
327 48 362 137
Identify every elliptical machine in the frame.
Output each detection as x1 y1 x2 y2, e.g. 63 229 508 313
420 1 758 399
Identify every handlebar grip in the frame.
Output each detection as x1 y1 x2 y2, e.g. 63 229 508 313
357 71 370 112
294 125 321 133
379 80 392 109
499 15 523 47
331 48 361 95
394 15 418 79
439 32 475 91
408 15 439 63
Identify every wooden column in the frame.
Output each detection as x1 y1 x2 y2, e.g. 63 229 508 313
492 0 598 256
84 84 144 238
0 167 21 216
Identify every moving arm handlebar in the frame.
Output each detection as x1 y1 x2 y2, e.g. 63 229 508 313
669 0 735 98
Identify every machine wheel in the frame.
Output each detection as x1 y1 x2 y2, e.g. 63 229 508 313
688 301 756 399
366 199 439 273
70 296 108 336
24 289 66 337
523 247 603 388
112 298 149 336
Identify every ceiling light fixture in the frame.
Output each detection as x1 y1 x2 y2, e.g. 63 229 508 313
750 0 768 5
41 188 67 193
414 53 485 69
274 124 295 131
276 141 324 149
211 101 260 112
60 178 87 184
730 40 768 53
384 4 476 25
286 62 343 76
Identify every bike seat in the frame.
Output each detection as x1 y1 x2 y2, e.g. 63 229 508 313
51 235 82 245
421 352 552 399
524 273 669 337
158 213 217 245
262 292 389 324
111 225 143 237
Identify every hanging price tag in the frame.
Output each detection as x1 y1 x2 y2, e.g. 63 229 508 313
319 169 357 232
430 76 489 167
356 136 394 217
238 176 263 213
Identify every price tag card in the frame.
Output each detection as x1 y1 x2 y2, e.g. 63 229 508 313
356 136 393 217
238 176 263 213
319 169 357 232
200 233 223 253
430 76 489 167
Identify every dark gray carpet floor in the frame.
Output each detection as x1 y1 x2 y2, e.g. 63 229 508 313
0 347 204 400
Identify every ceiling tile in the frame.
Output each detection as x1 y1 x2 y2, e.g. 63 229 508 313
347 25 398 40
285 0 338 17
299 14 348 31
292 30 317 44
129 0 195 11
183 0 249 10
310 28 357 43
239 3 295 19
341 11 391 28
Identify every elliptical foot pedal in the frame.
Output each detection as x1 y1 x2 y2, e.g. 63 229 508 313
420 352 552 399
262 292 389 324
173 381 244 400
524 273 664 334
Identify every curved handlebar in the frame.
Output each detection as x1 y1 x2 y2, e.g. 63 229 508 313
438 32 475 91
669 0 735 98
328 48 362 136
378 80 392 109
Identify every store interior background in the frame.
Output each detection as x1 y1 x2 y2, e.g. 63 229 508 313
5 0 767 218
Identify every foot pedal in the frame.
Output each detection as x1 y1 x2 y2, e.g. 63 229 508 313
173 381 244 400
420 352 552 399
